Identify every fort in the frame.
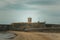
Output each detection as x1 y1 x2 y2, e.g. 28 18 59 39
0 18 60 32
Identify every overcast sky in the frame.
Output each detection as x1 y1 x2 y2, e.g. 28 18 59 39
0 0 60 24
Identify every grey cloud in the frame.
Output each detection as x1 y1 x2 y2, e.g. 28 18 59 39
27 0 56 5
0 0 60 24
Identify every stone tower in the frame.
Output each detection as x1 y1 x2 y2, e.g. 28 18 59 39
28 17 32 23
25 17 32 31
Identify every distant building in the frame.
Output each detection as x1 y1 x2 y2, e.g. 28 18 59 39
11 18 46 31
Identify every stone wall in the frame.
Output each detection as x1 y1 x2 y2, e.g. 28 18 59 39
11 23 45 31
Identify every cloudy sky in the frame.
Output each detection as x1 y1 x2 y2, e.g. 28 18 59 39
0 0 60 24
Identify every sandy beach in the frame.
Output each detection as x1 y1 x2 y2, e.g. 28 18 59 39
8 31 60 40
